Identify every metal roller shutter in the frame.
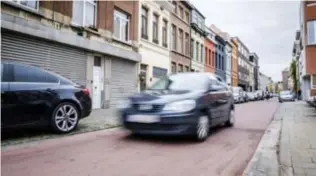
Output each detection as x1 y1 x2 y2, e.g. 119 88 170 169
1 31 87 86
110 58 137 108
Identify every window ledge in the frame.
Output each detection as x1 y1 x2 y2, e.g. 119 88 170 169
307 43 316 47
171 50 190 58
112 37 133 47
3 1 44 17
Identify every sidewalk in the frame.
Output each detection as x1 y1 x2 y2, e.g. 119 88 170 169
278 102 316 176
243 101 316 176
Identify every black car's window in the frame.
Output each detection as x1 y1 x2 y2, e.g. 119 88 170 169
13 64 59 83
150 74 208 91
1 64 4 82
1 63 11 82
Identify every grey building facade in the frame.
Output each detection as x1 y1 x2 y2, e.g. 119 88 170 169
215 35 226 81
233 37 250 91
249 53 259 90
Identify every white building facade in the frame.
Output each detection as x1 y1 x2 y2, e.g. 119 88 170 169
190 7 206 72
259 72 270 91
225 42 232 85
138 1 173 90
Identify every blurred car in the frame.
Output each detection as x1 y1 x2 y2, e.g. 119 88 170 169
278 90 295 102
255 90 264 100
1 62 92 133
307 96 316 107
247 92 255 101
119 72 235 142
232 86 243 103
241 91 248 102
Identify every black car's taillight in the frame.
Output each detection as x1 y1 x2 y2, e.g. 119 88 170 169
82 88 90 97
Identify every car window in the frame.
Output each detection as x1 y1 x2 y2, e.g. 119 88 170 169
150 74 208 91
1 64 4 82
13 64 59 83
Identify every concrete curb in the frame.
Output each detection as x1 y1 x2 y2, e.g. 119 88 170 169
243 109 282 176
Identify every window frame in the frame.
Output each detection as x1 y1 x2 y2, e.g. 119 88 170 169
179 6 184 19
162 19 168 48
171 25 177 51
178 29 183 53
12 0 39 11
185 33 189 55
141 6 149 40
72 0 97 28
113 9 130 42
152 13 159 44
307 20 316 45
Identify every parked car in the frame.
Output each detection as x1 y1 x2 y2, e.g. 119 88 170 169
1 62 92 133
255 90 264 100
232 86 243 103
278 90 295 102
247 92 255 101
119 72 235 142
241 91 248 102
307 96 316 107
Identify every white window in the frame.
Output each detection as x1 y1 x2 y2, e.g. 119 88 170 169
307 20 316 45
13 0 38 10
72 0 97 27
114 10 130 42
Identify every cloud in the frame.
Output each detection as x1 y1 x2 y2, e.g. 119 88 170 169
191 0 300 81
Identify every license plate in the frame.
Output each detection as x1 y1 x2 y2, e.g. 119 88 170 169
127 115 160 123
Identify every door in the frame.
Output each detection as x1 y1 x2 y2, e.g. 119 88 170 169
92 56 104 109
206 79 222 126
7 63 60 126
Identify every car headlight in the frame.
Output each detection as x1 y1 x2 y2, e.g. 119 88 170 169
118 99 131 109
163 100 196 113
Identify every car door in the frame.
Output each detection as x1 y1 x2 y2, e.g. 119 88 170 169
7 63 60 126
213 81 229 122
206 79 222 126
1 63 13 128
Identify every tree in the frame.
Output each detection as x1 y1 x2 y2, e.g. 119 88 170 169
290 60 298 92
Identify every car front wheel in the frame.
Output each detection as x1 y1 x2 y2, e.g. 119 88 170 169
195 115 209 142
51 102 79 133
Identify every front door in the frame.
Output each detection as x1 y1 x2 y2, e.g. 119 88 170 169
92 56 104 109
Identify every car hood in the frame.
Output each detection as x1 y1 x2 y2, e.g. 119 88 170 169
129 89 205 104
280 94 293 98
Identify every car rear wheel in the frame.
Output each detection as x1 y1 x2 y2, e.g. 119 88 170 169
225 108 235 127
51 102 79 133
195 115 209 142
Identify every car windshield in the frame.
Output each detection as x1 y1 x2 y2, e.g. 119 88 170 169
280 91 291 95
149 74 208 91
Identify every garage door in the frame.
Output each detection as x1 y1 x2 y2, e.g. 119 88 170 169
110 58 137 108
1 30 87 86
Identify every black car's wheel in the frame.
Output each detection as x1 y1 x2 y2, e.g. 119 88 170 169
51 102 79 133
225 108 235 127
195 115 209 142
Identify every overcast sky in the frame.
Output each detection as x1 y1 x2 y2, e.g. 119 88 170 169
191 0 300 82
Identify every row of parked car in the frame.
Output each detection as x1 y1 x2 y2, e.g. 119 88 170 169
232 87 266 103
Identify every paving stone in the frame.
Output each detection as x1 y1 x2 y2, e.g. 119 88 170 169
305 168 316 175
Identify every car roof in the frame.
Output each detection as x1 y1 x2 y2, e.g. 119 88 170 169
169 72 217 80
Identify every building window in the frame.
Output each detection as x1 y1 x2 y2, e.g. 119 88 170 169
178 64 183 72
178 29 183 53
201 44 204 63
192 11 198 24
162 20 168 48
185 11 189 23
153 67 167 78
73 0 97 27
179 6 184 19
113 10 129 42
209 50 211 66
191 39 194 58
185 66 190 72
196 42 199 60
13 0 38 10
153 14 159 44
172 1 177 14
307 20 316 45
212 51 215 67
141 7 148 39
171 25 176 50
185 33 189 55
171 62 176 73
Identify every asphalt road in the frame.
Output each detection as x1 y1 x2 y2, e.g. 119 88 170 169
1 99 279 176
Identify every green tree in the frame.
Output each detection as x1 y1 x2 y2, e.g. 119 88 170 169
290 60 298 92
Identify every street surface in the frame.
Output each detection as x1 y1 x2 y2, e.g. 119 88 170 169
2 100 279 176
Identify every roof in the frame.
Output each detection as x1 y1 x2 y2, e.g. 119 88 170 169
232 37 250 52
188 2 205 18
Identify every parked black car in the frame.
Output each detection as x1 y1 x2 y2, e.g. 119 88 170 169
119 72 235 142
1 62 92 133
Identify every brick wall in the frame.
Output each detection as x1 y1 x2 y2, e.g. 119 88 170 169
304 2 316 75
